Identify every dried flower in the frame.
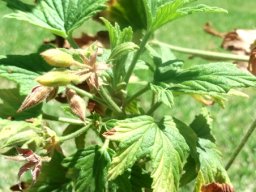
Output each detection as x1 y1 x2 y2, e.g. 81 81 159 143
66 88 86 121
17 86 57 112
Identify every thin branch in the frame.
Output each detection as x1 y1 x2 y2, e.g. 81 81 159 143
124 32 152 84
42 113 84 125
225 118 256 170
99 87 123 114
126 83 150 104
151 40 249 62
67 84 106 106
147 102 162 115
58 123 91 143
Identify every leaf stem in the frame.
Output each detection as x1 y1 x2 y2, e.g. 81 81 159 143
42 113 84 125
124 32 152 84
126 83 150 104
67 84 106 106
58 123 91 143
225 118 256 170
151 40 249 62
147 102 161 115
67 35 79 49
99 87 123 114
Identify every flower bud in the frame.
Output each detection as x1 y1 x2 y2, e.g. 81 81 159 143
17 86 56 112
40 49 75 67
36 71 80 86
66 88 86 121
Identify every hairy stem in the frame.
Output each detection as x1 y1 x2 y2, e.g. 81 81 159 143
67 35 79 49
225 119 256 170
58 123 91 143
124 32 152 84
147 102 162 115
99 87 123 114
151 40 249 62
42 113 84 125
126 83 150 104
67 84 106 106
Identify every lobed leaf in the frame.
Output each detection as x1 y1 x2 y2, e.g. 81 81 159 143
104 115 189 192
150 83 174 108
0 65 39 95
4 0 107 38
63 145 113 192
155 62 256 95
102 18 133 49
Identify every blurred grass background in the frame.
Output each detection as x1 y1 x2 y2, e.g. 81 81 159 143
0 0 256 191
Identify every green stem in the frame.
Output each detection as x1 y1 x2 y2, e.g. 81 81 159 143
58 123 91 143
151 40 249 62
42 113 84 125
99 87 123 114
67 35 79 49
225 119 256 170
124 32 152 84
126 83 150 104
67 85 106 106
147 102 161 115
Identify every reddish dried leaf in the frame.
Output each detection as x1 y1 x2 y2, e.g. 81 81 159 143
201 183 234 192
204 23 225 38
103 128 116 136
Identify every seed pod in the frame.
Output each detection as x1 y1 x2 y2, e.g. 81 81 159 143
66 88 86 121
41 49 75 67
17 86 56 112
36 71 80 86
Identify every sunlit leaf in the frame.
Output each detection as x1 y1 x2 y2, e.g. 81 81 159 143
104 115 189 192
4 0 107 38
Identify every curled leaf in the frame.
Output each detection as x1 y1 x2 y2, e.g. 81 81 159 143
66 88 86 121
201 182 234 192
17 85 57 112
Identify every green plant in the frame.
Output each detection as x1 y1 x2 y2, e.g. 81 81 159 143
1 0 255 191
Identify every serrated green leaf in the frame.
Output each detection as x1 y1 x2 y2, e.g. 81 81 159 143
193 139 230 192
0 119 41 152
4 0 107 38
141 0 227 31
155 62 256 96
105 115 189 192
109 42 139 61
102 18 133 49
190 108 215 142
0 65 39 95
189 110 231 192
63 145 114 192
150 83 174 108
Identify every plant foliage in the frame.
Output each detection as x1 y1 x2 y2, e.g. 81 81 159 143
0 0 252 191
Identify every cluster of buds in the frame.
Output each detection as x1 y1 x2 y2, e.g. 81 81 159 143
18 46 108 121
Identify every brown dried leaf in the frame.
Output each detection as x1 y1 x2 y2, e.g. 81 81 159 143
204 22 225 38
222 29 256 55
201 183 234 192
66 88 86 121
248 42 256 75
103 128 116 136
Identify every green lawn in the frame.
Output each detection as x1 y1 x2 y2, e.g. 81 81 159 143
0 0 256 191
